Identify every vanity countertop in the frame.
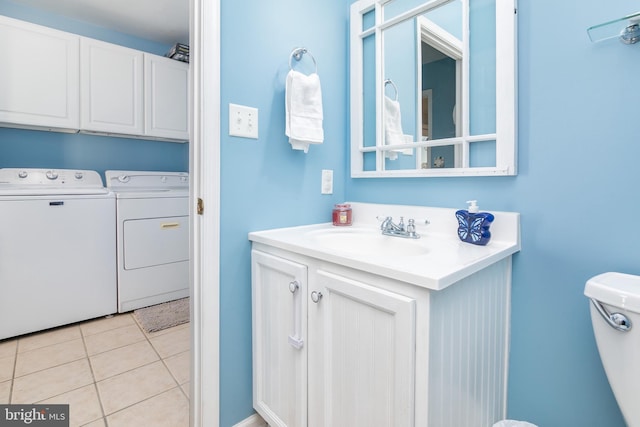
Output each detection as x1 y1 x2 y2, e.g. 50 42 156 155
249 202 520 291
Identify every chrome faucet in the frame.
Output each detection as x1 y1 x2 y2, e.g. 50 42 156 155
379 216 420 239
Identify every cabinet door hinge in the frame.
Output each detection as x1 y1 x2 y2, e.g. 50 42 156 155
197 198 204 215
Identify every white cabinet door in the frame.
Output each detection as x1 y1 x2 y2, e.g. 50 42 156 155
80 37 144 135
0 16 79 131
252 250 308 427
308 269 416 427
144 54 189 141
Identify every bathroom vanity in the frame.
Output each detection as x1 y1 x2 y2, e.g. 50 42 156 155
249 203 520 427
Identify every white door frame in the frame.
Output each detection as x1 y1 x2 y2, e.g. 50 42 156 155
190 0 220 426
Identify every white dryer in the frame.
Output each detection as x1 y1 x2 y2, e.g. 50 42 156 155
105 170 189 312
0 168 117 340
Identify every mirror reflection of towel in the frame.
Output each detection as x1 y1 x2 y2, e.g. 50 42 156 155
384 95 404 160
285 70 324 154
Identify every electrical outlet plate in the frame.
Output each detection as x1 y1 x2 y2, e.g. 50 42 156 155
321 169 333 194
229 103 258 139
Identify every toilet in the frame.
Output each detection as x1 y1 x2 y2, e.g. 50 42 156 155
585 272 640 427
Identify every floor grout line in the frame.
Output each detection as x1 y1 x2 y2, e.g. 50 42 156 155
8 337 17 404
102 384 186 419
81 319 108 425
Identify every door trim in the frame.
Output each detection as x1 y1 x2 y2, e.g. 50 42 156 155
190 0 221 425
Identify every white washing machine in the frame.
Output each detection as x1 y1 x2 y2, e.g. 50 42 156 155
0 168 117 340
105 170 189 312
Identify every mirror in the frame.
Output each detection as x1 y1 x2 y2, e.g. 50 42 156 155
350 0 517 177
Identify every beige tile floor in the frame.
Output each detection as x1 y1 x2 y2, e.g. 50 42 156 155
0 313 190 427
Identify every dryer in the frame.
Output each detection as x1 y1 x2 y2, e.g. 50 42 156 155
0 168 117 340
105 170 189 312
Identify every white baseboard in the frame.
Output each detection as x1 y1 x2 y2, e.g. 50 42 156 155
233 413 267 427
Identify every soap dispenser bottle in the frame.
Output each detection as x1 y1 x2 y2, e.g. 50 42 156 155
455 200 495 246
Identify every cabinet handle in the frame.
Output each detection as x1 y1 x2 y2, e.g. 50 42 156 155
289 280 299 293
288 280 303 350
310 291 323 303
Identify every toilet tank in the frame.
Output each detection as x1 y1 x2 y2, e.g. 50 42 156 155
585 272 640 427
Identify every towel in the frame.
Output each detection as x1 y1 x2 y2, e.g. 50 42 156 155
285 70 324 153
384 95 404 160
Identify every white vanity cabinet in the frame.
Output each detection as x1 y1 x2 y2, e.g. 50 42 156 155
80 37 144 136
251 244 512 426
253 248 417 427
250 203 520 426
0 16 79 131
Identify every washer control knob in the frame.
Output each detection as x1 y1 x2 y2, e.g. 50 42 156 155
75 171 84 180
18 170 28 179
118 175 130 183
46 170 58 180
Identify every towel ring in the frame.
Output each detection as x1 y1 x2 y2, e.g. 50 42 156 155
289 47 318 74
384 79 398 101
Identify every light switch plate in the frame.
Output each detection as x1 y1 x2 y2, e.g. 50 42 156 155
321 169 333 194
229 103 259 139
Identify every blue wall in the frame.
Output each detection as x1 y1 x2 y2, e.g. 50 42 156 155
219 0 347 424
0 1 189 179
347 0 637 426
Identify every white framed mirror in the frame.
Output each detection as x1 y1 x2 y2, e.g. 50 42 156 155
350 0 517 177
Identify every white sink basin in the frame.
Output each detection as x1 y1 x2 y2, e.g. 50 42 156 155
305 227 429 257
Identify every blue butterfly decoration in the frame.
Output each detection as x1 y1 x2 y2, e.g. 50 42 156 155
455 211 494 246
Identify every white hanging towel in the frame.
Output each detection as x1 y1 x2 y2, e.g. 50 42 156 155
384 95 404 160
285 69 324 153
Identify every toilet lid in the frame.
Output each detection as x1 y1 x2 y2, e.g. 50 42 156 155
584 272 640 314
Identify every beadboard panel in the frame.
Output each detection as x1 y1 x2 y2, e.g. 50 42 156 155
427 257 510 426
252 250 308 427
311 269 416 427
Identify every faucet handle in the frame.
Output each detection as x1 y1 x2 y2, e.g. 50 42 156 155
406 218 421 238
398 216 405 231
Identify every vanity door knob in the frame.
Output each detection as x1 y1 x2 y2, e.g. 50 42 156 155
310 291 323 303
289 281 299 294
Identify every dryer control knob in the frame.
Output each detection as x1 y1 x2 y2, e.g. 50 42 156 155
75 172 84 180
46 170 58 180
18 170 28 179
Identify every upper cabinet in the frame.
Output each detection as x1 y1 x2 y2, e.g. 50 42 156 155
144 55 189 141
0 15 189 142
0 16 79 132
81 37 144 136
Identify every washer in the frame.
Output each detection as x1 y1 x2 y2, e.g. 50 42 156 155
0 168 117 340
105 170 189 313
